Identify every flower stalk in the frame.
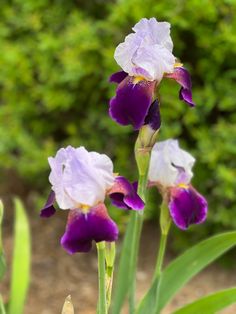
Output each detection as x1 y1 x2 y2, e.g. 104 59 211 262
153 200 171 314
127 134 152 313
105 242 116 309
128 208 144 314
97 241 107 314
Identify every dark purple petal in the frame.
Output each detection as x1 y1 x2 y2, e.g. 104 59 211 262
109 71 128 84
165 67 195 107
109 193 128 209
40 191 56 218
109 176 144 210
169 185 207 230
144 99 161 131
61 203 118 254
109 76 156 130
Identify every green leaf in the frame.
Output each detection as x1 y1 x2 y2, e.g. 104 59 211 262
173 287 236 314
136 277 158 314
111 212 137 314
7 199 31 314
137 232 236 314
0 295 6 314
0 200 6 280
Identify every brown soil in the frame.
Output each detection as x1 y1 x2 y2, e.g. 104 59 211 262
1 208 236 314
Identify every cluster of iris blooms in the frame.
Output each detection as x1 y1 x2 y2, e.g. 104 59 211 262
41 18 207 252
40 17 207 313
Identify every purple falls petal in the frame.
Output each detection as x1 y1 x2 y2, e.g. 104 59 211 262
40 191 56 218
165 67 195 107
109 71 128 84
144 99 161 130
169 185 208 230
109 176 144 210
61 203 118 254
109 76 156 130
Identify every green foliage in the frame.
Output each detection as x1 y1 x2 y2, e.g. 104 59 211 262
174 287 236 314
137 231 236 313
7 199 31 314
0 0 236 238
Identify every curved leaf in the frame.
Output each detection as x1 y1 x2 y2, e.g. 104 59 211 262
111 211 142 314
137 232 236 314
174 287 236 314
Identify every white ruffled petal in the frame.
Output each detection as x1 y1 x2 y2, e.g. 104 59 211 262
148 139 195 187
89 152 115 189
114 33 142 75
48 146 115 209
132 18 173 52
132 44 176 81
114 17 175 80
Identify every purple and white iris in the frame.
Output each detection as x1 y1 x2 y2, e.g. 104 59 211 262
148 139 207 230
109 18 195 130
40 146 144 253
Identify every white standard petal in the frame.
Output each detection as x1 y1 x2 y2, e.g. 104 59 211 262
89 152 115 189
132 44 176 81
114 33 143 75
48 146 115 209
114 17 175 80
148 139 195 187
48 146 78 209
132 18 173 52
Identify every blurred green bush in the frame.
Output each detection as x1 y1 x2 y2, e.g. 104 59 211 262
0 0 236 244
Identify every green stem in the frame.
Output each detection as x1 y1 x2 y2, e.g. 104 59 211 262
105 242 116 310
128 174 147 314
153 200 171 314
97 242 107 314
152 232 168 314
154 233 168 279
106 265 114 309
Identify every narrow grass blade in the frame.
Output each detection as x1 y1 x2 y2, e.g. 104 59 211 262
7 198 31 314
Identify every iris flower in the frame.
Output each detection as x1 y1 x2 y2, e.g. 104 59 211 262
109 18 195 130
40 146 144 253
148 139 207 229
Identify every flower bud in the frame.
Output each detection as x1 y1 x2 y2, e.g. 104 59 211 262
61 295 74 314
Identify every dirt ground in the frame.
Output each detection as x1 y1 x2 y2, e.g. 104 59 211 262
1 208 236 314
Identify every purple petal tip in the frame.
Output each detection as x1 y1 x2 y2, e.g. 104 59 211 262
166 67 195 107
109 71 128 84
40 191 56 218
109 176 144 210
